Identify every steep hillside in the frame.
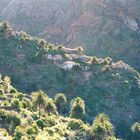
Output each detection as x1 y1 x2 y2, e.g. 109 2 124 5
1 0 140 70
0 22 140 139
0 75 120 140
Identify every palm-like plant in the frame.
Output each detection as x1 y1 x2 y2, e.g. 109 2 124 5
131 122 140 139
90 114 115 140
70 97 85 120
3 76 11 94
32 91 47 118
45 99 57 115
0 21 10 31
54 93 67 113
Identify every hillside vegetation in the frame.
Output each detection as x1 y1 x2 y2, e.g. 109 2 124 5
0 73 140 140
0 0 140 70
0 21 140 139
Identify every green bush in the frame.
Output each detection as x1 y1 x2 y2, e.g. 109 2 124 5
45 115 57 127
91 56 99 64
45 99 57 115
0 109 21 126
26 126 36 135
11 99 22 111
10 88 17 93
36 119 44 129
68 119 86 131
13 126 25 140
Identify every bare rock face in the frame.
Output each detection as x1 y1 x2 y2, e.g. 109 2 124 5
1 0 140 70
1 0 140 42
0 0 12 16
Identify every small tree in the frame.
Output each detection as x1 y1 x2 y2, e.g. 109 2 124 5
91 56 99 64
70 97 85 120
57 45 63 50
76 46 84 54
38 39 46 48
32 91 47 118
90 114 115 140
1 21 10 31
3 76 11 94
45 99 57 115
54 93 67 114
131 122 140 139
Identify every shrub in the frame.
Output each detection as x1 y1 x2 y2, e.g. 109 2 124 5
27 117 34 125
9 120 16 134
13 92 24 99
0 109 21 126
54 93 67 113
131 122 140 139
57 45 64 50
68 119 86 131
45 99 57 115
38 39 46 48
105 136 117 140
102 65 111 72
45 115 57 127
0 89 4 95
103 59 111 65
72 63 82 71
0 128 9 137
76 46 84 54
21 136 28 140
10 88 17 93
131 122 140 132
91 56 99 64
26 126 36 135
0 21 10 31
22 98 31 109
36 119 45 129
13 126 25 140
11 99 22 111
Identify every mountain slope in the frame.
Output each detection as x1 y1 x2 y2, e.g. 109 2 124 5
0 22 140 139
0 0 11 15
1 0 140 70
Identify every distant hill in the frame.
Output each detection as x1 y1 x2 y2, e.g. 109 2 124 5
0 22 140 139
0 0 140 70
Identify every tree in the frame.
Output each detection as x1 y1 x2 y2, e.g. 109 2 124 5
3 76 11 94
0 21 10 31
91 56 99 64
45 99 57 115
54 93 67 113
90 114 115 140
70 97 85 120
76 46 84 54
38 39 46 48
57 45 63 50
32 91 47 118
131 122 140 139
